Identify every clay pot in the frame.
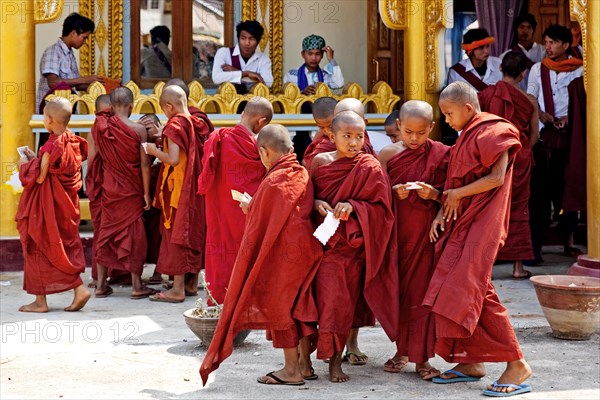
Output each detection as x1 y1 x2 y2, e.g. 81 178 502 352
530 275 600 340
183 308 250 347
567 255 600 278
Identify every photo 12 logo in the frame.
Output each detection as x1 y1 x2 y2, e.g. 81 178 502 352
2 321 140 344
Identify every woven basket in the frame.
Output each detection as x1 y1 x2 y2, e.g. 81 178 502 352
183 308 250 347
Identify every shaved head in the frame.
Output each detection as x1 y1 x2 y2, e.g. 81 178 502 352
257 124 293 154
334 98 365 118
95 94 111 112
160 85 187 107
312 97 337 119
332 110 366 133
399 100 434 122
44 97 72 125
385 110 399 126
110 87 134 106
243 96 274 122
165 78 190 98
439 82 481 112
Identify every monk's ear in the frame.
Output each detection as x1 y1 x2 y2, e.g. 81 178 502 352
429 121 436 131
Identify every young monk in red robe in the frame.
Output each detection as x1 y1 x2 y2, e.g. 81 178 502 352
311 111 399 382
334 98 376 156
87 94 111 288
378 100 449 380
302 97 337 170
17 97 91 312
479 51 539 279
91 87 155 299
200 124 322 386
164 78 215 133
145 85 210 303
427 82 532 397
197 97 273 305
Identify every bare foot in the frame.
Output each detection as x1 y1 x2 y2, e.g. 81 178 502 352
64 285 91 311
130 286 159 300
329 354 350 383
384 355 408 373
487 359 532 394
440 363 486 379
19 299 48 313
257 367 303 385
416 362 440 380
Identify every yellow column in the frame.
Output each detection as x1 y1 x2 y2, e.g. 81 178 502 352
587 3 600 258
0 0 36 237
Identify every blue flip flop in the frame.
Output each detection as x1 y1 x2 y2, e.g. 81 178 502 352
432 369 481 384
483 381 532 397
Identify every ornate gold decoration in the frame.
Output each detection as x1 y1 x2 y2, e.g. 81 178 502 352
78 0 94 77
570 0 587 88
34 0 64 23
41 81 400 115
378 0 407 30
242 0 257 21
270 0 283 93
424 0 450 92
109 0 123 79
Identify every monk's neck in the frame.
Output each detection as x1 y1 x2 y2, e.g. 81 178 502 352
502 76 520 87
240 121 258 137
51 126 68 135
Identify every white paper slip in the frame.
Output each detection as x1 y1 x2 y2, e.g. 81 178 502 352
17 146 30 158
313 211 340 246
141 143 148 154
405 182 423 190
232 190 253 203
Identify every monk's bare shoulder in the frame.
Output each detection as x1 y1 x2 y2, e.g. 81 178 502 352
378 142 405 168
310 151 336 177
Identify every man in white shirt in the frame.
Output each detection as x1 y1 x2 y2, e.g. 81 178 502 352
447 28 502 92
500 13 545 91
527 24 584 262
211 20 273 93
283 34 344 95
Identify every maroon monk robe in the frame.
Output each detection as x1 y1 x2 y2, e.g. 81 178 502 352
155 114 209 275
387 139 450 363
93 115 147 275
17 131 87 294
143 160 162 264
312 153 400 359
189 106 215 133
200 153 321 385
479 81 535 260
197 124 266 304
423 113 523 363
86 110 110 280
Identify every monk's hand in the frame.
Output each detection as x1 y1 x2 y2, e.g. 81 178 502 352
242 71 264 83
429 211 445 243
442 188 461 222
17 157 28 168
302 85 316 96
392 183 410 200
23 148 36 161
416 182 440 201
239 200 250 215
539 111 554 125
221 64 239 72
144 142 157 156
143 194 151 211
139 117 162 142
334 202 353 221
554 116 568 129
314 199 333 217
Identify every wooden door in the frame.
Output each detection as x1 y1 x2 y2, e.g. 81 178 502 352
527 0 571 43
367 0 404 98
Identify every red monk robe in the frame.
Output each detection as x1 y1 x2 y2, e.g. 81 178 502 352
86 110 109 280
200 153 322 385
93 115 147 275
312 153 400 359
479 81 535 260
17 131 87 294
197 124 266 304
189 106 215 133
423 113 523 363
387 139 450 363
304 131 375 171
155 114 209 275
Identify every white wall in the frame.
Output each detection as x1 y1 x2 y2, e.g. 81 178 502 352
282 0 367 89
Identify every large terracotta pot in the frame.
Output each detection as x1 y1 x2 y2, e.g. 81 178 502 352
567 255 600 278
183 308 250 347
530 275 600 340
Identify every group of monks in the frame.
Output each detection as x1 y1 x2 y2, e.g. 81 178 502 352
18 74 534 396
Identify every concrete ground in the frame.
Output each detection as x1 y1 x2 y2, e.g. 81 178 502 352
1 245 598 399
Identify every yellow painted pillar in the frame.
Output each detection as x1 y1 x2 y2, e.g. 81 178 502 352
404 0 427 102
0 0 36 237
587 2 600 258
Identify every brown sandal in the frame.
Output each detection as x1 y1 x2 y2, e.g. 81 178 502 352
383 359 407 373
417 367 440 380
